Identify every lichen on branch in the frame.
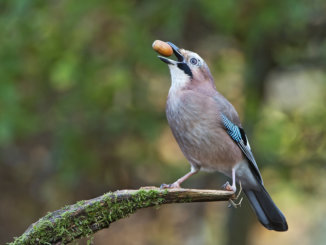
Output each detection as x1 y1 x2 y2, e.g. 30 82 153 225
9 187 234 245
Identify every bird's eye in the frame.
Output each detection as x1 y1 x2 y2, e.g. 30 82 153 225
190 58 198 65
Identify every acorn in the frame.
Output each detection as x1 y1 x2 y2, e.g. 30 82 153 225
152 40 173 57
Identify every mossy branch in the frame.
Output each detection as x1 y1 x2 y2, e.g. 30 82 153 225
10 186 234 245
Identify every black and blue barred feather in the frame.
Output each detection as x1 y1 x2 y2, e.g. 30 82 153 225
221 114 242 142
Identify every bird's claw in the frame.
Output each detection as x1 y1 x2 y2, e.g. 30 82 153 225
222 181 230 189
227 181 243 208
160 182 181 189
228 197 243 208
222 181 236 192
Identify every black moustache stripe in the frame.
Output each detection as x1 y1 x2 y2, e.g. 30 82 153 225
177 63 193 78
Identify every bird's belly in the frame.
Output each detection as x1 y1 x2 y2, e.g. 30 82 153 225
169 115 243 174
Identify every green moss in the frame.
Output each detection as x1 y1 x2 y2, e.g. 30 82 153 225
9 189 166 245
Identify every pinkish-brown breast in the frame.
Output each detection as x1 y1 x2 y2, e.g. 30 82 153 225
166 89 244 175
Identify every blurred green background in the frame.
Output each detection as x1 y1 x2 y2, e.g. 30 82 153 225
1 0 326 244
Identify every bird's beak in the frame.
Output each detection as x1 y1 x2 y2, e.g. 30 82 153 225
158 42 184 65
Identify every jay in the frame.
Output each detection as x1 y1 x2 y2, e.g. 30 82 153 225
158 42 288 232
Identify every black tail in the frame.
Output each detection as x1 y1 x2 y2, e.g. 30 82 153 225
244 183 288 231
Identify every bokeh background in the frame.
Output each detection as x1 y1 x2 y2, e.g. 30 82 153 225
1 0 326 244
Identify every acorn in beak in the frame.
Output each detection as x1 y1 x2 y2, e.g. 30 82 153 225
158 42 184 65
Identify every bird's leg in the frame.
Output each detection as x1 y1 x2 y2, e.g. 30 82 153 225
222 168 237 192
160 167 199 189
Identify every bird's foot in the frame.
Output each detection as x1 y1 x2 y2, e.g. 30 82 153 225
228 197 243 208
160 182 181 189
227 181 243 208
234 181 242 200
222 181 236 192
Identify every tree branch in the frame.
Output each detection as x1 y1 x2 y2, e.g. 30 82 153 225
10 186 234 245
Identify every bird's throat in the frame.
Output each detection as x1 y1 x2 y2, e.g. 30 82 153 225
168 64 191 90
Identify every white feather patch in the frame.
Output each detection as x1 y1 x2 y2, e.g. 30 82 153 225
168 64 190 90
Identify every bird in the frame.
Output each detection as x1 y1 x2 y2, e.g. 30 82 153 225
157 41 288 232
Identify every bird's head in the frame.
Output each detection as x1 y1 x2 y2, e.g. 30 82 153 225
158 42 214 90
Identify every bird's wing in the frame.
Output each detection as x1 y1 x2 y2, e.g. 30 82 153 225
221 114 263 184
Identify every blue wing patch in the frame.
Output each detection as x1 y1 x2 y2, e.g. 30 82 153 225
221 114 242 142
